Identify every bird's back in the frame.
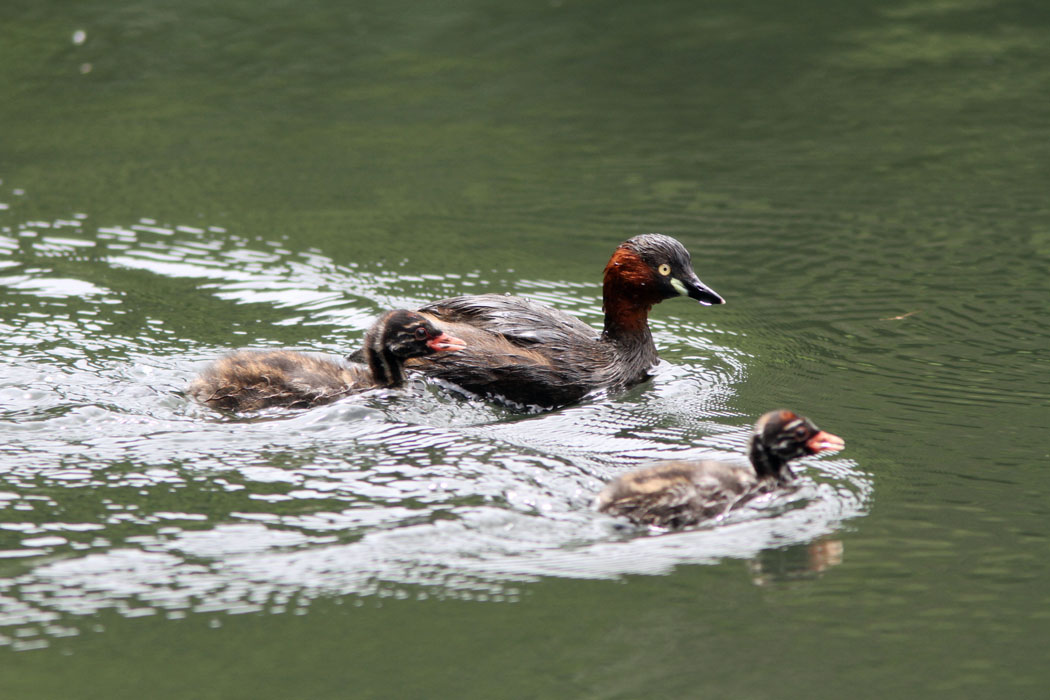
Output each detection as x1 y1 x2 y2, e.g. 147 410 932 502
408 294 652 407
189 350 369 411
596 460 760 529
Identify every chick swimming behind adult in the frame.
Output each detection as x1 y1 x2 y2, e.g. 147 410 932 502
189 309 466 412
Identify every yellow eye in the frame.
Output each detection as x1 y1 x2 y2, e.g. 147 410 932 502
658 264 671 276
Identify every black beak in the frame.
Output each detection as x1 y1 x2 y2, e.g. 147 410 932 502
681 272 725 306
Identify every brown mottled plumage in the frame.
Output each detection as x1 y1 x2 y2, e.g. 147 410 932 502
596 410 845 529
364 234 724 408
189 310 466 412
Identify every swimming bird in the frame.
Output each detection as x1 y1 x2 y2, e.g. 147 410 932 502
387 234 724 407
189 309 466 412
595 410 844 529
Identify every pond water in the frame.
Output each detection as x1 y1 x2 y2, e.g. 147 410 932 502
1 0 1048 697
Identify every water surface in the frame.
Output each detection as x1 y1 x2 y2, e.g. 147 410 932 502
1 0 1048 697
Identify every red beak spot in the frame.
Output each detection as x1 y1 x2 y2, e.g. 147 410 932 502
807 430 845 454
427 333 467 352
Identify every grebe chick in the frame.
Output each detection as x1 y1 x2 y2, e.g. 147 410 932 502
384 234 724 407
596 410 845 529
189 310 466 412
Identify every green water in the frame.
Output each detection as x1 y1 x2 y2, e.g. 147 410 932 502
1 0 1048 697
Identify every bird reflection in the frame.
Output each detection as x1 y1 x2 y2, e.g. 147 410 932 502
747 539 843 586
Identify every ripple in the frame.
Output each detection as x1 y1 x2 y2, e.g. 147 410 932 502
0 211 873 648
